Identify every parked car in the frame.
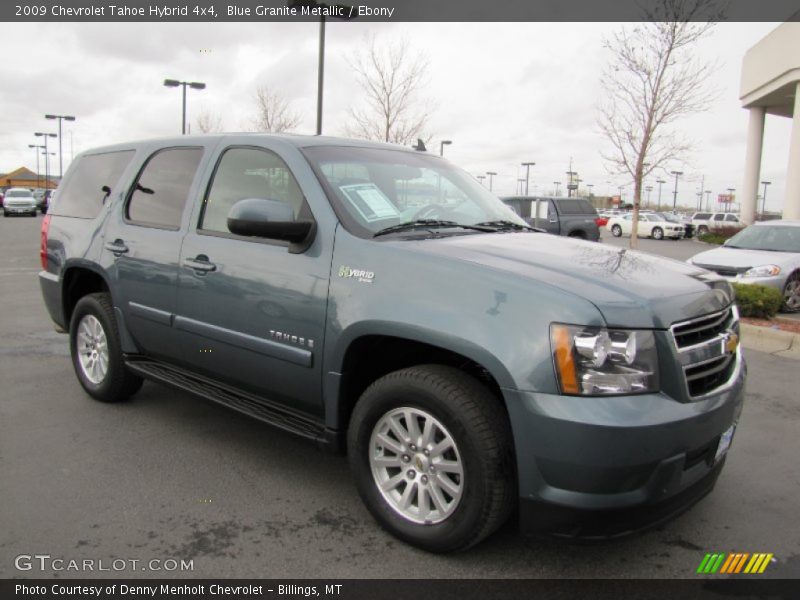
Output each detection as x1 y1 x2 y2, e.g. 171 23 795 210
688 220 800 312
3 187 38 217
500 196 601 240
656 211 695 238
40 134 745 551
607 212 685 240
692 212 745 235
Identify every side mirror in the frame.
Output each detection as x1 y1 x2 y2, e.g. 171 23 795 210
227 198 315 252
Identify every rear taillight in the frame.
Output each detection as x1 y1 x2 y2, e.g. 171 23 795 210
594 217 603 226
40 214 51 270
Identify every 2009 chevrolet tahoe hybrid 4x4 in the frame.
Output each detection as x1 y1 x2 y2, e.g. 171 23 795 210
39 134 745 552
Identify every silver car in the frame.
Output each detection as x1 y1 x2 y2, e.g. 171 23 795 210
688 220 800 312
3 187 38 217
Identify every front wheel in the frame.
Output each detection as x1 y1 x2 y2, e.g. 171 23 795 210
69 292 143 402
611 224 622 237
348 365 515 553
782 272 800 313
698 225 709 235
652 227 664 240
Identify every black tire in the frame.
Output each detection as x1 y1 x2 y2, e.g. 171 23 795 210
611 224 622 237
69 292 143 402
3 211 8 217
652 227 664 240
782 271 800 313
348 365 515 553
568 230 587 239
698 225 709 235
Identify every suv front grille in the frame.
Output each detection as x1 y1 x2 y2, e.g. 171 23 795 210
671 306 740 400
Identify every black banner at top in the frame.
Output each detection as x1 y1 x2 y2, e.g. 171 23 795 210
3 0 800 22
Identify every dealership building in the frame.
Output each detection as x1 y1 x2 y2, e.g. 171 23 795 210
740 22 800 223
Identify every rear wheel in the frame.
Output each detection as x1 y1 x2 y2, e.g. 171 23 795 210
611 224 622 237
652 227 664 240
782 272 800 313
69 292 143 402
698 225 709 235
348 365 515 553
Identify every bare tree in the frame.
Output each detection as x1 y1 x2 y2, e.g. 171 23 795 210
252 86 301 133
346 35 433 145
599 0 723 248
196 107 224 133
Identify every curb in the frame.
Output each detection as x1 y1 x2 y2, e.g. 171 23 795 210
740 322 800 360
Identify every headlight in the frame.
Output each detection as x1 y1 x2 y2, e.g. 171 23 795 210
743 265 781 277
550 324 659 395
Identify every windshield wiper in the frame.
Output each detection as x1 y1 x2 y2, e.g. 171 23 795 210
373 219 495 238
474 220 538 232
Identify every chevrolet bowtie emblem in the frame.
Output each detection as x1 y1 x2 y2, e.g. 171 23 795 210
725 332 739 355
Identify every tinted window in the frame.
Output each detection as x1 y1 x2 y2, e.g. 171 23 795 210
7 189 33 198
52 151 134 218
713 214 725 221
694 212 711 220
201 147 304 234
725 214 739 222
126 148 202 228
556 199 596 215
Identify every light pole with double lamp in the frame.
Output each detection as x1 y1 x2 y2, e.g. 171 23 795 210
486 171 497 191
439 140 452 156
45 114 76 178
34 132 57 191
521 161 535 195
656 178 666 211
670 171 683 211
163 79 206 135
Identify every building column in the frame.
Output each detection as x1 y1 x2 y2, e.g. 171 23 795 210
741 106 765 224
784 82 800 220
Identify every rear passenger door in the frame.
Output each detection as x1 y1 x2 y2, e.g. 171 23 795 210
102 145 208 362
174 143 329 417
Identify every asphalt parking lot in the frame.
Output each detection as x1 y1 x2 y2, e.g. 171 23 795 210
1 215 799 579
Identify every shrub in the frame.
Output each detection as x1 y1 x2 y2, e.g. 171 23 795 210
698 226 742 245
732 283 783 319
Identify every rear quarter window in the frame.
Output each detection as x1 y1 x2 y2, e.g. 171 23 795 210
51 150 135 218
556 199 596 215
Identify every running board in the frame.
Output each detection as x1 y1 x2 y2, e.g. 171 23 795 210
124 356 341 452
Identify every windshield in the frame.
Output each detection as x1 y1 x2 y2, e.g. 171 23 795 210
304 146 526 237
726 225 800 252
7 190 33 198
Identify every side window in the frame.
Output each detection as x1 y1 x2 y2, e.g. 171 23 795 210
201 147 304 234
52 150 134 218
725 214 739 222
126 147 203 229
713 214 725 221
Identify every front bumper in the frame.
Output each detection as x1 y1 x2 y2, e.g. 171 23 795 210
4 204 37 213
504 354 746 537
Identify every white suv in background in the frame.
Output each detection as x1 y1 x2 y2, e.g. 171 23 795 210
692 212 744 235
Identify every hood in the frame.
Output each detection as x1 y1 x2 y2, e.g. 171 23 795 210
398 233 732 329
690 246 800 270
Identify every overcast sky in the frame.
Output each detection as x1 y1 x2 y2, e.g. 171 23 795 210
1 21 792 211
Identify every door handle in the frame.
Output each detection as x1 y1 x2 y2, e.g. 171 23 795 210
104 240 129 256
183 255 217 274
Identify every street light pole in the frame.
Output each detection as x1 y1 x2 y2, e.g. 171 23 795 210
760 181 771 217
553 181 561 196
45 114 76 178
705 190 712 211
670 171 683 211
34 132 57 191
727 188 736 213
477 175 486 186
163 79 206 135
28 144 44 190
440 140 452 157
521 161 535 195
645 185 653 207
486 171 497 192
656 179 666 211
